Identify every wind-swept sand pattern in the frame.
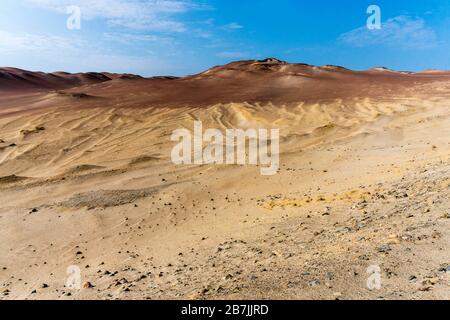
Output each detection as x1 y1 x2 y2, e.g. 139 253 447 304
0 59 449 300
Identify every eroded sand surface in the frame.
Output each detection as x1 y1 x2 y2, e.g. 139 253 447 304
0 60 449 300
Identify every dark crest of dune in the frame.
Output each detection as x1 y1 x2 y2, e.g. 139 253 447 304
1 59 450 106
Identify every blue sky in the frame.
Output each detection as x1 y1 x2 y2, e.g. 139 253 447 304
0 0 449 76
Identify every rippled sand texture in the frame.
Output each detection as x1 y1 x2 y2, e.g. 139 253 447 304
0 59 449 299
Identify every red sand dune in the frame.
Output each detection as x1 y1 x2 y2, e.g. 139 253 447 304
3 58 450 108
72 58 450 107
0 67 112 92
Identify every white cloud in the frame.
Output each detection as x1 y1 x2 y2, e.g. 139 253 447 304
339 16 438 48
0 29 175 74
74 53 171 74
103 32 172 44
0 30 85 53
216 51 249 59
221 22 244 31
108 18 186 32
0 29 176 54
26 0 208 32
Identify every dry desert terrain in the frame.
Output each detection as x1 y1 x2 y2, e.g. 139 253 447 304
0 59 449 300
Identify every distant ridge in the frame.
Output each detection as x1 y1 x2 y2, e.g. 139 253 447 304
1 59 450 107
0 67 115 92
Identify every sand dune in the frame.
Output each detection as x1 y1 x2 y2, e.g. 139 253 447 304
0 59 449 300
0 67 117 93
67 59 450 107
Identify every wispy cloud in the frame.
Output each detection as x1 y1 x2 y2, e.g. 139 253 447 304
221 22 244 31
0 30 85 53
103 32 172 44
216 51 250 59
0 29 175 74
26 0 209 32
339 16 438 49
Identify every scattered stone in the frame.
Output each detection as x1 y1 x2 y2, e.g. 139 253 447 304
325 272 335 281
423 277 439 286
333 292 342 299
377 244 392 253
83 281 94 289
201 287 210 294
224 274 233 280
308 280 320 287
336 227 351 234
386 235 400 245
419 286 431 292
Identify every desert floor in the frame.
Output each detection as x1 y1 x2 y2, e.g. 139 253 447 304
0 87 449 300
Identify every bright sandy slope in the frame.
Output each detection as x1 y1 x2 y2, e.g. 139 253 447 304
0 74 449 300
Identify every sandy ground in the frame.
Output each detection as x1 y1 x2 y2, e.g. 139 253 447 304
0 62 449 300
